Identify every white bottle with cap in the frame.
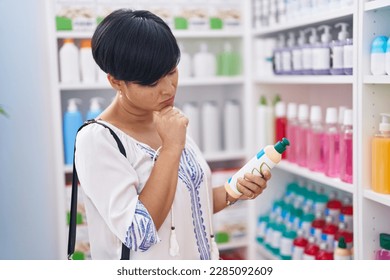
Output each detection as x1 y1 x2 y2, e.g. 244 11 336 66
86 97 104 120
330 23 349 75
178 43 192 79
370 36 388 75
292 30 305 75
193 43 216 78
201 101 221 153
182 102 201 148
307 106 325 172
302 28 317 75
79 39 96 83
274 33 286 75
60 38 80 83
312 25 332 75
281 32 295 75
223 100 241 151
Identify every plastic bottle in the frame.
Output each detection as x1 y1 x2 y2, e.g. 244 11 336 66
310 210 326 244
321 216 339 251
325 191 342 225
330 23 349 75
270 216 286 256
315 241 334 260
324 107 340 177
178 43 192 78
375 233 390 260
343 37 353 75
296 104 310 167
334 221 353 250
285 102 298 162
281 32 295 75
279 223 297 260
201 101 220 153
292 229 308 260
273 34 286 75
292 30 305 75
79 39 96 83
303 236 320 260
223 100 241 151
256 214 269 244
217 41 240 76
193 43 216 78
340 109 353 183
370 36 388 75
313 188 329 215
63 98 83 164
59 38 80 83
224 138 290 199
312 25 332 75
182 102 201 148
386 38 390 75
371 113 390 194
274 101 287 152
255 96 269 149
302 28 317 75
307 105 325 172
333 236 352 260
300 208 315 238
339 196 353 232
86 97 104 120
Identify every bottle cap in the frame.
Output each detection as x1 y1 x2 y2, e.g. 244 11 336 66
223 41 233 52
371 36 388 54
379 113 390 132
338 106 347 125
89 97 104 112
259 95 268 106
63 38 74 44
310 106 322 124
338 236 347 249
343 109 353 126
325 107 338 124
67 98 82 112
287 102 297 119
379 233 390 250
275 101 286 117
80 39 91 49
298 104 309 121
274 138 290 154
318 25 332 43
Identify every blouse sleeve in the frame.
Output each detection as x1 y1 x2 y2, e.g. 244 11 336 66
75 123 160 251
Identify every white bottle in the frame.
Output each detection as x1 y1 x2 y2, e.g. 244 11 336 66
182 102 201 148
256 96 269 150
273 33 286 75
201 101 221 153
178 42 192 79
79 39 96 83
312 25 332 75
292 30 305 75
224 100 241 151
282 32 295 74
193 43 216 78
59 38 80 83
386 37 390 75
302 28 317 75
343 37 353 75
225 138 289 198
330 23 349 75
371 36 388 75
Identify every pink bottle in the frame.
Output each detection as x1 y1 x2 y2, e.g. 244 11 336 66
285 102 298 162
296 104 310 167
340 109 353 183
307 106 325 172
324 107 340 177
275 102 287 158
376 233 390 260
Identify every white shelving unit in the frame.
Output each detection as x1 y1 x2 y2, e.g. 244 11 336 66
47 0 390 260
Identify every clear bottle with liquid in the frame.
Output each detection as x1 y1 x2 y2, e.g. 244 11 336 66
340 109 353 183
296 104 310 167
324 107 340 177
285 102 298 162
307 106 325 172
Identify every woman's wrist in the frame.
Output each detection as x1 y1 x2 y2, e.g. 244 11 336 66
225 191 238 207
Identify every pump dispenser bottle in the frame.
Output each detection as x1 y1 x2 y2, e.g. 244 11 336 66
292 30 305 75
330 23 349 75
371 113 390 194
312 25 332 75
225 138 290 199
274 34 286 75
59 38 80 83
281 32 295 75
302 28 317 75
63 98 83 165
86 97 104 120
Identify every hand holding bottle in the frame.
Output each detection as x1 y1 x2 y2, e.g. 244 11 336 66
235 171 272 200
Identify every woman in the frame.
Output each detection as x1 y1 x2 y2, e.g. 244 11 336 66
75 9 271 260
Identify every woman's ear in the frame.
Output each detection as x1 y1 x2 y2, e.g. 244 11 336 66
107 74 123 91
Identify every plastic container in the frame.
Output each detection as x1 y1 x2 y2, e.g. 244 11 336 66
193 43 216 78
281 32 294 75
86 97 104 120
224 138 290 199
334 236 352 260
371 113 390 194
279 223 297 260
324 107 340 177
201 101 220 153
343 38 353 75
59 38 80 83
303 236 320 260
223 100 241 151
292 30 305 75
315 242 333 260
79 39 96 83
334 221 353 250
63 98 83 164
273 34 286 75
296 104 310 167
330 23 349 75
285 102 298 162
325 191 342 225
340 109 353 183
339 197 353 232
178 43 192 78
256 215 269 244
302 28 317 75
255 96 269 149
375 233 390 260
370 36 388 75
310 210 326 244
274 101 287 154
182 102 201 147
321 216 339 251
307 106 325 172
312 25 332 75
292 229 308 260
217 41 240 76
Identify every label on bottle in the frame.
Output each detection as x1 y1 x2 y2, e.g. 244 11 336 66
343 44 353 68
312 47 330 70
280 238 293 256
332 45 344 69
292 246 305 260
292 49 303 71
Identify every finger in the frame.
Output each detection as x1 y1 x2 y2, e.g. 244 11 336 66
238 177 261 193
243 173 268 188
261 170 272 180
237 180 255 198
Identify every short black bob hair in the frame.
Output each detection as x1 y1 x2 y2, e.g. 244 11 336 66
92 9 180 86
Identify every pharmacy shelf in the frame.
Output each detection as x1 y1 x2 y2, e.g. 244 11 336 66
365 0 390 12
363 189 390 207
363 75 390 84
254 75 353 85
217 239 248 251
203 150 247 162
253 6 353 37
277 161 354 194
56 30 244 39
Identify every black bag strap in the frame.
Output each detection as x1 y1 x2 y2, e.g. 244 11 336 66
67 119 130 260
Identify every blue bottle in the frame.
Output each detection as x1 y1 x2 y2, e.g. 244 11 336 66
86 97 104 120
63 98 83 165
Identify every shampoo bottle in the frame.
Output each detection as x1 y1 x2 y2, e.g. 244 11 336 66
79 39 96 83
302 28 317 75
324 107 340 177
285 102 298 162
330 23 349 75
307 106 325 172
273 34 286 75
296 104 310 167
340 109 353 183
201 101 221 153
182 102 201 148
291 30 305 75
370 36 388 75
193 43 216 78
343 37 353 75
371 113 390 194
178 43 192 79
256 96 269 149
224 138 290 199
281 32 295 75
223 100 241 151
312 25 332 75
86 97 104 120
63 98 83 165
217 41 240 76
59 38 80 83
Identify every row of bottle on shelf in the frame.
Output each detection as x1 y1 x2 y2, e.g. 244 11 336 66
253 0 354 29
254 22 353 77
58 39 242 84
256 180 354 260
370 35 390 76
55 0 241 32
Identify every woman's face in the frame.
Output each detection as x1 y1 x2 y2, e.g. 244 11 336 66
121 67 179 112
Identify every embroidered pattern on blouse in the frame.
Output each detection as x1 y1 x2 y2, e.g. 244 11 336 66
125 200 159 252
178 148 210 260
136 143 157 160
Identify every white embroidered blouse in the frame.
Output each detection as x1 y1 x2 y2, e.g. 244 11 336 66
75 121 217 260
